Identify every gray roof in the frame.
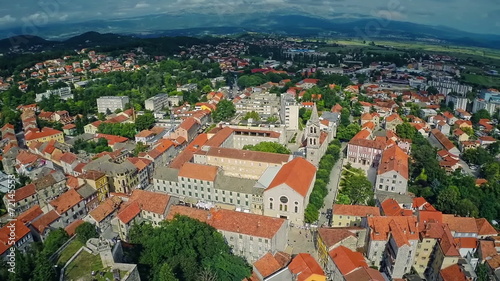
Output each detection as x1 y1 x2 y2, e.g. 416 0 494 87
153 166 179 182
255 166 281 189
76 184 97 199
215 174 256 194
32 170 65 190
321 111 340 123
375 191 413 205
84 155 137 176
65 133 94 146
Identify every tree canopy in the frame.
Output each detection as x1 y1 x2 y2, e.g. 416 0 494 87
129 215 251 281
243 142 291 154
75 222 98 244
212 100 236 123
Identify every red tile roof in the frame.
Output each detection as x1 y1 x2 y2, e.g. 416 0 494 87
89 197 122 222
95 133 128 145
17 205 43 223
266 157 316 197
333 204 380 217
377 145 409 179
7 183 36 202
318 227 357 248
381 199 412 216
117 201 141 224
179 162 218 181
430 129 456 152
475 218 497 236
345 267 385 281
440 264 467 281
443 214 478 234
25 127 62 141
166 206 286 239
288 253 324 281
454 237 478 249
31 210 60 233
65 219 84 236
329 246 367 276
50 189 83 214
129 189 170 215
253 253 284 278
367 216 418 243
0 220 31 255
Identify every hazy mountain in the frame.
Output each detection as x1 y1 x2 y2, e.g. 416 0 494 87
0 13 499 49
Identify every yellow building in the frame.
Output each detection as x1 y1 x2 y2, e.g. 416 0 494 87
25 127 64 146
80 170 109 202
331 204 380 227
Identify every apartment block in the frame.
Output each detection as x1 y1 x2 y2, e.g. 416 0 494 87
97 96 130 113
144 93 169 112
280 93 300 130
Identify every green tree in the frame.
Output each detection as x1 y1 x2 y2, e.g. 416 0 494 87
42 228 69 256
337 123 361 141
426 86 439 95
33 252 57 281
471 109 491 124
242 111 261 121
129 216 251 281
75 222 98 244
134 142 149 156
157 263 179 281
243 142 291 154
476 263 490 281
212 100 236 123
136 112 155 131
436 186 460 214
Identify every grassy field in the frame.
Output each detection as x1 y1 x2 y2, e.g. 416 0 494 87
64 250 115 281
312 38 500 63
56 239 84 266
462 74 500 88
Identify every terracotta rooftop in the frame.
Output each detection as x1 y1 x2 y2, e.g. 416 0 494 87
475 218 497 236
207 146 290 164
89 197 122 222
329 246 367 276
349 138 386 150
205 127 234 147
0 220 31 255
288 253 324 281
49 189 83 214
117 201 141 224
345 267 385 281
31 210 60 233
178 162 218 182
7 183 36 202
25 127 62 141
253 252 288 278
377 145 409 179
430 129 456 151
129 189 170 215
381 199 413 216
367 216 418 243
440 264 467 281
65 219 84 236
17 205 43 224
266 157 316 197
166 206 286 239
454 237 478 249
333 204 380 217
479 240 496 260
443 214 478 234
317 227 358 248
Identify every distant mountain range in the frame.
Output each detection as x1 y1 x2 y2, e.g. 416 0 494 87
1 13 500 50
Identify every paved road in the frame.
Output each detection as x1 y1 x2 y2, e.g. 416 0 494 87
317 142 347 226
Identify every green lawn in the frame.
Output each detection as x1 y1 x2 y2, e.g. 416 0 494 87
56 239 84 266
462 74 500 88
64 251 113 281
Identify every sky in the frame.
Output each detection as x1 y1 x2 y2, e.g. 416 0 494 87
0 0 498 35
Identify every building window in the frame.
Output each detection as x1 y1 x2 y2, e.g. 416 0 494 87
280 196 288 203
295 206 298 213
269 202 273 209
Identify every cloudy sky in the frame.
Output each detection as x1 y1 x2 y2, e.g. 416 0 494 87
1 0 498 35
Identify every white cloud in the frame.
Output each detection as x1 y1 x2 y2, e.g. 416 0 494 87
0 15 16 25
135 2 150 8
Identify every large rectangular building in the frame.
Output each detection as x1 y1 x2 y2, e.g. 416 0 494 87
97 96 130 114
280 93 300 130
144 93 169 112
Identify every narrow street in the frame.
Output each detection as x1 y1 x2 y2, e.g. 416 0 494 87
317 142 347 226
